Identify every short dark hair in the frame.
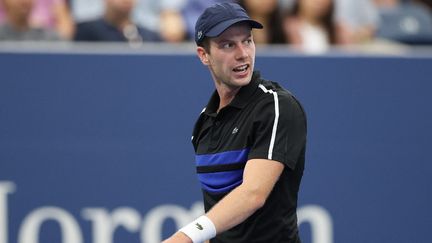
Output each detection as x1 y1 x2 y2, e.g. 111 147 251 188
197 37 211 54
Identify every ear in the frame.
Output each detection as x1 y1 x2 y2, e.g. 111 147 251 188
196 46 209 65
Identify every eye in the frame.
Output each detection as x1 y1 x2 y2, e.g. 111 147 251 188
222 43 233 49
244 39 253 45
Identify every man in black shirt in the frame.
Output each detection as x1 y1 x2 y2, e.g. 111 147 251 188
163 3 306 243
74 0 160 43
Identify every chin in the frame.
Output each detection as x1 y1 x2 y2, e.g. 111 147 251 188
234 77 252 87
232 71 252 86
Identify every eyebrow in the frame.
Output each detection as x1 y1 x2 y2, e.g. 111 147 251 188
215 33 252 44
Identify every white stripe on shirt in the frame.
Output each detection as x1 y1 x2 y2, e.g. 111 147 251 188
192 107 207 141
258 84 280 160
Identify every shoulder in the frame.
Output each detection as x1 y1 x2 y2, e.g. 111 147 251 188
255 79 306 119
256 79 298 104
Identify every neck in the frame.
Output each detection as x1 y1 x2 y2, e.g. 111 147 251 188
215 84 241 112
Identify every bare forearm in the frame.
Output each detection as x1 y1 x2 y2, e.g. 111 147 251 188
206 184 265 233
163 159 283 242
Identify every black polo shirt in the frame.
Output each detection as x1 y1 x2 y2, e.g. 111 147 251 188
191 71 307 243
74 19 160 42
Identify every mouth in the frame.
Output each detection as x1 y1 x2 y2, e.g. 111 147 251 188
233 64 249 73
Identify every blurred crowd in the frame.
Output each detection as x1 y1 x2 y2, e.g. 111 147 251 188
0 0 431 53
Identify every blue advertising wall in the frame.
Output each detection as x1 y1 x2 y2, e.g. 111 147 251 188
1 49 431 243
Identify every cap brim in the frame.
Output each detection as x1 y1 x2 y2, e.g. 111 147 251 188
206 18 263 38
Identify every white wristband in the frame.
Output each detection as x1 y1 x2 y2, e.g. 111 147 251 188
179 215 216 243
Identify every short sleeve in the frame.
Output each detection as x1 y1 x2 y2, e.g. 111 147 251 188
248 93 306 170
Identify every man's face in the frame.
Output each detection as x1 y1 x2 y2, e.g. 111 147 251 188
198 23 256 90
106 0 135 15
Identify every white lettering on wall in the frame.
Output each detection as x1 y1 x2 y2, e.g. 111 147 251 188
298 204 334 243
18 207 83 243
82 207 141 243
0 181 16 243
2 181 334 243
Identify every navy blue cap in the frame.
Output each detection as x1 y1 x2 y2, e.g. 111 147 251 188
195 2 263 44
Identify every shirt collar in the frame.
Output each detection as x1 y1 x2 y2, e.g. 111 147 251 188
230 71 261 109
204 71 261 116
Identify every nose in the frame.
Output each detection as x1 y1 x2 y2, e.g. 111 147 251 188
235 44 249 60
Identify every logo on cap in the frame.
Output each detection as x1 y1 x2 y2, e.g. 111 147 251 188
197 31 203 41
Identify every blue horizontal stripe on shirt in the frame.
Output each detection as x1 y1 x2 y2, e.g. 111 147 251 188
196 148 250 194
195 148 250 167
198 170 243 194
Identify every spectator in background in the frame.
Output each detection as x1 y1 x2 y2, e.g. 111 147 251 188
374 0 432 45
74 0 160 44
134 0 187 42
334 0 379 44
238 0 286 44
0 0 60 40
31 0 74 39
0 0 74 39
158 5 186 42
71 0 186 43
283 0 339 53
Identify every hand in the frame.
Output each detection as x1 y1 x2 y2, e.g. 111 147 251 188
162 232 193 243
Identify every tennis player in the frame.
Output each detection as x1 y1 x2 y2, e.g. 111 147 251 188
163 2 307 243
